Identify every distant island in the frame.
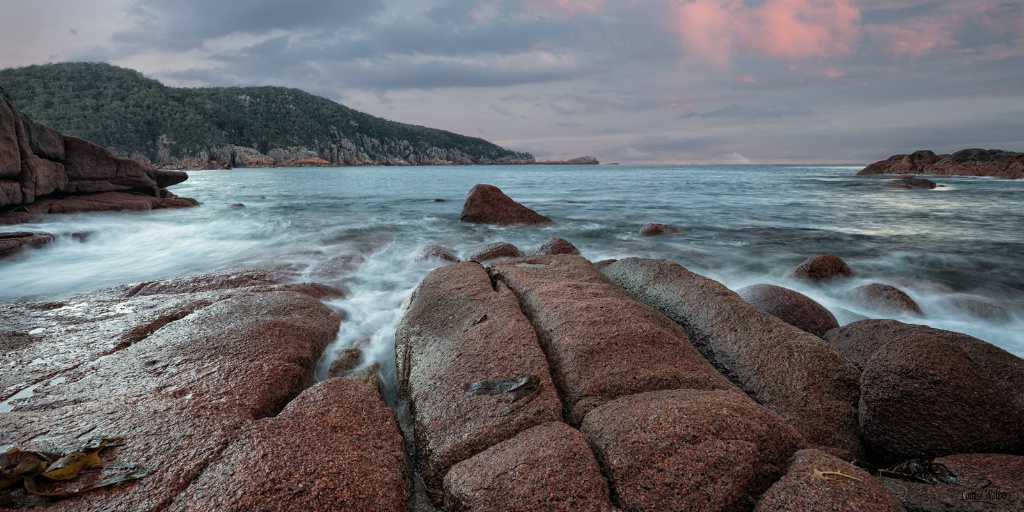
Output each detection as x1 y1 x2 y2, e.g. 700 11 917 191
0 62 600 169
859 149 1024 179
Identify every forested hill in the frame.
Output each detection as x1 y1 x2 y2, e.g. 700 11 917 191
0 62 534 167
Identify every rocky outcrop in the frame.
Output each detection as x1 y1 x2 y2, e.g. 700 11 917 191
536 156 600 165
459 184 554 225
492 255 738 426
755 449 905 512
0 89 195 223
859 149 1024 179
395 262 563 503
824 320 1024 464
788 254 855 282
737 283 839 338
580 389 803 511
602 257 864 460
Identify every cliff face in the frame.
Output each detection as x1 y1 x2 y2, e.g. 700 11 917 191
859 149 1024 179
0 87 195 221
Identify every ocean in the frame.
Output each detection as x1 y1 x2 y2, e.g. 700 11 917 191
2 164 1022 381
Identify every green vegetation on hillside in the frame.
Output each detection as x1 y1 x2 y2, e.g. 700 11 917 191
0 62 532 165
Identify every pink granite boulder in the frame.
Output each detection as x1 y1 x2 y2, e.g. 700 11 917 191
754 449 905 511
459 184 554 225
789 254 854 282
737 283 839 338
844 283 923 316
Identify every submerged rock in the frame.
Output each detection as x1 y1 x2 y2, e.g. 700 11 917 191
0 231 55 259
467 241 524 262
639 223 679 235
788 254 855 282
459 184 554 225
844 283 922 316
737 283 839 338
532 237 580 256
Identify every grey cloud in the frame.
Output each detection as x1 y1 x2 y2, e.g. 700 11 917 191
681 103 814 120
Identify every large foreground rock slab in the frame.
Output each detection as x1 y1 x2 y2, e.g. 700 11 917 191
459 184 553 225
491 255 737 426
602 257 864 460
0 271 344 510
443 422 615 511
395 261 563 502
754 449 905 512
171 378 409 511
825 320 1024 464
580 389 803 512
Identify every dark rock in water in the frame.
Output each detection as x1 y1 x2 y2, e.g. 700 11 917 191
229 203 246 208
825 319 1024 464
434 198 446 202
492 255 737 426
880 453 1024 512
845 283 922 316
602 257 864 460
754 449 904 512
859 148 1024 179
737 283 839 338
532 237 580 256
418 243 460 264
0 231 55 259
444 422 615 511
172 378 408 511
395 262 562 504
467 241 524 262
580 389 803 512
886 175 937 189
328 347 363 378
459 184 554 225
939 294 1013 323
639 223 679 235
789 254 854 282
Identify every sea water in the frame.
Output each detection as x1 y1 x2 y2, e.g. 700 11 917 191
2 165 1023 382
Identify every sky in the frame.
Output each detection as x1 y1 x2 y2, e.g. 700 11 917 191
1 0 1022 164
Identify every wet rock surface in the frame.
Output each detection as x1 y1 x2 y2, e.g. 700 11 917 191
443 422 615 512
737 283 839 338
0 269 353 510
639 223 678 235
492 255 737 426
580 389 803 512
755 449 905 512
825 319 1024 464
602 257 864 460
458 184 553 225
171 378 409 512
395 262 563 503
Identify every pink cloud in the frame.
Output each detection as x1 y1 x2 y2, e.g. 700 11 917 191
671 0 861 66
864 1 1021 57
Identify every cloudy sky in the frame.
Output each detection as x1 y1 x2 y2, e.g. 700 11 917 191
1 0 1022 163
